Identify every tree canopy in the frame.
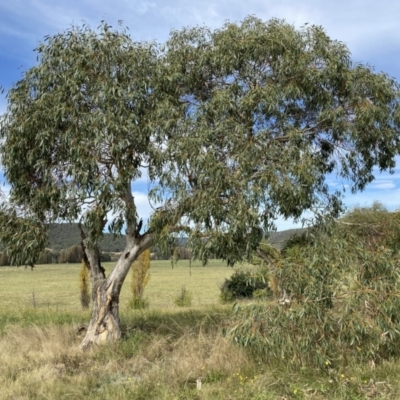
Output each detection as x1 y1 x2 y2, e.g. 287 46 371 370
0 17 399 347
150 17 400 263
2 18 400 265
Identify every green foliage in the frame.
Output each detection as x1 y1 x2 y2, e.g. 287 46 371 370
79 261 90 309
153 16 400 265
1 18 400 349
32 241 110 264
0 22 158 260
1 17 399 270
0 207 47 267
340 201 400 252
220 269 271 303
251 241 281 266
174 285 192 307
229 207 400 369
252 288 270 300
281 230 315 256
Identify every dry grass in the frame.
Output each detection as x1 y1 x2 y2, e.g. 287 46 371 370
3 307 400 399
2 261 400 399
0 308 259 400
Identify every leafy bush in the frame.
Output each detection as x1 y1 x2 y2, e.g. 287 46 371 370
174 285 192 307
220 269 271 303
228 209 400 369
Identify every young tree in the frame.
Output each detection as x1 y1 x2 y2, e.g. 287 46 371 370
79 260 91 309
130 248 150 309
0 17 399 349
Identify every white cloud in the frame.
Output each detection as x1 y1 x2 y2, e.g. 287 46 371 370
343 188 400 211
136 167 150 184
132 191 155 224
369 180 396 190
1 0 399 51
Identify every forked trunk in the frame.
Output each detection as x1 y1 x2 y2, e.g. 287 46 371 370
79 233 153 350
79 278 122 350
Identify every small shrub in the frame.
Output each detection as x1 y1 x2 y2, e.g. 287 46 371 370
174 285 192 307
128 297 149 310
220 269 270 303
130 249 151 308
79 261 90 309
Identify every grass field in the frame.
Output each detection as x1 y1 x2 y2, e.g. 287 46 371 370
0 259 234 310
1 260 400 399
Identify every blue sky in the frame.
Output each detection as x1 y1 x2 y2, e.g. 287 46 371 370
1 0 400 230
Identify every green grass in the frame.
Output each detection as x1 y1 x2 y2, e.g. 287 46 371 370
0 259 234 310
1 260 400 399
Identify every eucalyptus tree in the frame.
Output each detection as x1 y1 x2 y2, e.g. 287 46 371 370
0 17 399 350
0 23 160 349
158 17 400 265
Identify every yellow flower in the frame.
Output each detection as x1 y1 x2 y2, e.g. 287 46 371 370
340 374 345 378
293 389 298 394
325 360 330 365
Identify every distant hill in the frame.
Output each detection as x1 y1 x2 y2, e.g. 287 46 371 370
268 228 306 250
48 224 126 252
47 223 305 253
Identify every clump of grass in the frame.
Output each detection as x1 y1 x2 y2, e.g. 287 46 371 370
174 285 192 307
128 296 149 310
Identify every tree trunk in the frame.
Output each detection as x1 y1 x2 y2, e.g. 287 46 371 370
79 234 153 350
79 276 123 350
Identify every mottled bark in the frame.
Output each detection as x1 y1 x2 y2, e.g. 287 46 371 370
79 233 153 350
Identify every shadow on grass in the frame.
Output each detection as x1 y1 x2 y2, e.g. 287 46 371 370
0 305 233 338
91 306 233 363
121 305 232 338
0 307 91 334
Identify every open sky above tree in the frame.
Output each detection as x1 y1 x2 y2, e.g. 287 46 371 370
1 1 400 229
